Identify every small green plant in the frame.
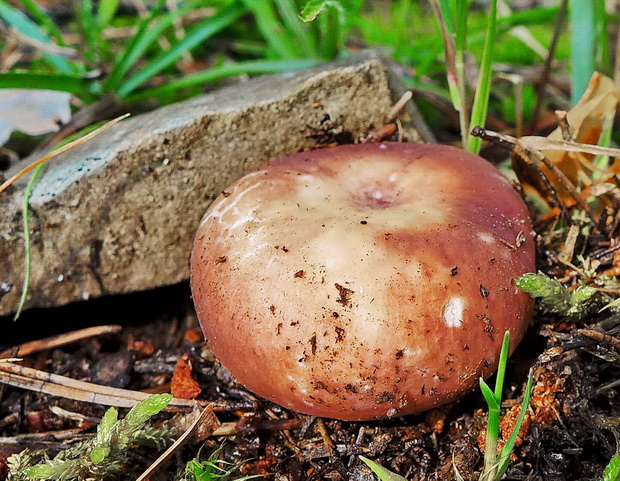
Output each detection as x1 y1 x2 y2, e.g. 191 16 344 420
360 331 534 481
601 452 620 481
516 271 597 318
7 394 176 481
181 445 261 481
472 332 533 481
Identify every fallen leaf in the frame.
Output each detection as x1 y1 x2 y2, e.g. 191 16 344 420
171 354 202 400
0 89 71 145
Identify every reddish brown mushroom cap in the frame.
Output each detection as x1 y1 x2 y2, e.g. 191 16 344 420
191 142 535 421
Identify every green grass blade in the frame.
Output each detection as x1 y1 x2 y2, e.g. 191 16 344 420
438 0 455 34
430 0 461 132
359 456 407 481
570 0 595 104
479 378 499 411
467 0 498 154
241 0 300 59
18 0 65 46
13 164 44 321
391 0 412 60
494 331 510 398
97 0 120 27
595 0 610 74
299 0 343 22
117 2 246 97
0 0 75 73
0 72 96 94
319 6 341 59
126 58 317 102
105 0 183 92
497 369 534 478
274 0 319 58
77 0 100 62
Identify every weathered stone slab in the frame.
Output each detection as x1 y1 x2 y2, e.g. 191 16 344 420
0 52 427 315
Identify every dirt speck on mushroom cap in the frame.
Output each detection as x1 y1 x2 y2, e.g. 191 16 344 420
191 142 535 421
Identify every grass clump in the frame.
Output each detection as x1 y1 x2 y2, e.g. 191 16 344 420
181 445 261 481
516 272 597 319
7 394 176 481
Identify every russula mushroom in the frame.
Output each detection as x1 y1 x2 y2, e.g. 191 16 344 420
191 142 535 421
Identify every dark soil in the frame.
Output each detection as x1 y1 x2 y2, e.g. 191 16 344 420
0 276 617 480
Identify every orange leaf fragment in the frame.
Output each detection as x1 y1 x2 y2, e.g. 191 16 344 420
171 354 202 400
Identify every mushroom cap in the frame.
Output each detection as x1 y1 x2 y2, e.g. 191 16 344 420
191 142 535 421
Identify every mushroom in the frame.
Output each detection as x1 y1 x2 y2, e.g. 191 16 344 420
191 143 535 421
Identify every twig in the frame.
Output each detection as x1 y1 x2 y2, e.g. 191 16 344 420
0 429 89 445
0 361 250 412
471 126 571 223
470 127 599 225
0 114 129 195
0 361 197 409
316 418 336 458
555 110 573 141
577 328 620 351
0 325 122 358
136 405 217 481
386 91 413 123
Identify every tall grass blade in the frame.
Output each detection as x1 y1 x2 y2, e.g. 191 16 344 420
118 2 246 97
77 0 100 62
97 0 120 27
18 0 65 46
497 369 534 478
13 164 44 321
570 0 595 104
0 72 95 94
319 6 341 59
359 456 407 481
274 0 319 58
241 0 299 59
467 0 498 154
127 58 317 102
0 1 74 73
104 0 182 92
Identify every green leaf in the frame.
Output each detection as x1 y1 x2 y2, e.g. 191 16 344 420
359 456 407 481
299 0 343 22
117 2 246 97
